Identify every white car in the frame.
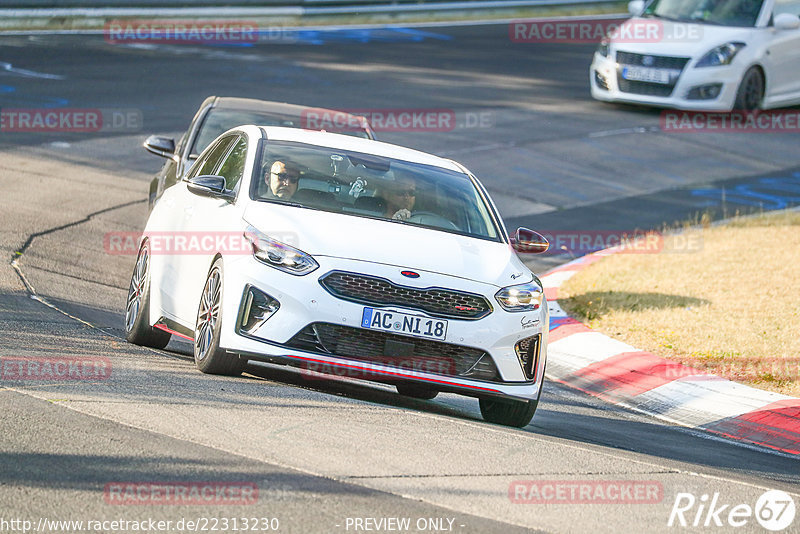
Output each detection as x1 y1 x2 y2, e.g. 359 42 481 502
125 125 551 427
590 0 800 110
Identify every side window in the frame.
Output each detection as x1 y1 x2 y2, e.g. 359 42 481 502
187 136 236 179
217 136 248 191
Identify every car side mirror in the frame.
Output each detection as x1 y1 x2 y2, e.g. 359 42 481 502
628 0 645 15
187 175 235 201
510 227 549 254
143 135 176 159
775 13 800 30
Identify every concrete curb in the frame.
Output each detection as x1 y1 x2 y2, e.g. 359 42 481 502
541 248 800 456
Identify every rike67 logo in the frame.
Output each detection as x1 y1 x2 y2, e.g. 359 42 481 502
668 490 796 531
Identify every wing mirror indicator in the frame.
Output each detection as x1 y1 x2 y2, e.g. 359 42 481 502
510 227 549 254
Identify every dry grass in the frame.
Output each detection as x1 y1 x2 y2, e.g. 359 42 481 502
559 209 800 397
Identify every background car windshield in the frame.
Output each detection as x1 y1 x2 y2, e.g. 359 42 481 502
644 0 764 27
191 109 370 156
251 141 501 241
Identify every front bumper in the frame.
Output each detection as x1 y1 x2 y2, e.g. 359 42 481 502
217 254 549 402
590 51 741 111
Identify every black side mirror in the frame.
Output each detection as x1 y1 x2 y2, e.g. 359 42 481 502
143 135 176 159
511 227 549 254
187 175 235 201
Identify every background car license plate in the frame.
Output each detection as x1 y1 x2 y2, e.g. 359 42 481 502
621 66 671 84
361 307 447 341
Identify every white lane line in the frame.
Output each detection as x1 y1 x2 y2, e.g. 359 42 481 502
0 61 64 80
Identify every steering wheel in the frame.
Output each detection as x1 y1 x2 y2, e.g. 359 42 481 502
407 211 459 230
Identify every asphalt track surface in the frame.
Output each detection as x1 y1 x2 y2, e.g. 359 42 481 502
1 23 799 534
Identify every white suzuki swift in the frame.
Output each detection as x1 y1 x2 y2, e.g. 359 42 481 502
125 125 550 427
591 0 800 110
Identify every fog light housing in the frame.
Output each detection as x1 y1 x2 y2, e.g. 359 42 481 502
594 70 610 91
686 83 722 100
239 285 280 334
515 334 541 381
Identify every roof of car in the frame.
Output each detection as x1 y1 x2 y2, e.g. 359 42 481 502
212 97 363 119
256 126 463 172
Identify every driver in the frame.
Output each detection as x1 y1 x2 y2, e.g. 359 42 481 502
264 160 300 200
382 175 416 221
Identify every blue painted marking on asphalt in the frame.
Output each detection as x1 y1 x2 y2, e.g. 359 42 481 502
690 173 800 210
271 27 452 45
549 317 574 330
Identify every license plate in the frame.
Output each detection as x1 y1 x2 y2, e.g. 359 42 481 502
621 66 672 84
361 307 448 341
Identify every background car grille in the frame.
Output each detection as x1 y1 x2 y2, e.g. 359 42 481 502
287 322 501 382
319 271 492 320
615 51 691 97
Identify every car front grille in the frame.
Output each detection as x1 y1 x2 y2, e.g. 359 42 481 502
319 271 492 320
615 51 690 97
286 322 501 382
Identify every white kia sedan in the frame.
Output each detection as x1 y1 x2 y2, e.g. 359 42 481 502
590 0 800 110
125 125 550 427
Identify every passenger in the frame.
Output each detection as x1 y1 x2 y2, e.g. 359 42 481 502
264 161 299 200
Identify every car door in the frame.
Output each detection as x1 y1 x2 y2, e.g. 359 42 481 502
159 134 238 323
173 134 250 324
764 0 800 101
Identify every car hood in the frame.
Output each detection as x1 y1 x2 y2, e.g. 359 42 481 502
612 17 755 58
243 203 531 288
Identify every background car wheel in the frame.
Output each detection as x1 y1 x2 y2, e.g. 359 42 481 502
396 383 438 400
125 241 171 349
479 397 538 428
194 258 245 376
734 67 764 111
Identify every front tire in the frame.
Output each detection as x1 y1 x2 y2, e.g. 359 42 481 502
194 258 245 376
125 241 171 349
734 67 764 111
479 397 538 428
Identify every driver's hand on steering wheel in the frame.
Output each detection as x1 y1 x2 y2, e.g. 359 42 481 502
392 208 412 221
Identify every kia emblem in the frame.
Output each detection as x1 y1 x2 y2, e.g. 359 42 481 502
401 270 420 278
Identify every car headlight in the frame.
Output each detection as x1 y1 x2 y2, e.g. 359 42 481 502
495 281 544 312
596 40 610 58
695 42 746 68
244 225 318 276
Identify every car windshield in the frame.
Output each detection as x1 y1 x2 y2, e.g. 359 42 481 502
191 109 371 156
643 0 764 27
250 140 501 241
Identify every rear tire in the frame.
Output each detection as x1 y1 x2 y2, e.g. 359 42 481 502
125 241 171 349
479 397 538 428
734 67 764 111
396 383 438 400
194 258 245 376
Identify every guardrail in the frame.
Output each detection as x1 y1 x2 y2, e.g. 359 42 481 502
1 0 621 16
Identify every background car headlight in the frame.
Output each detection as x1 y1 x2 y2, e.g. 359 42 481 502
495 281 544 312
695 42 746 68
244 225 318 275
596 40 610 58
